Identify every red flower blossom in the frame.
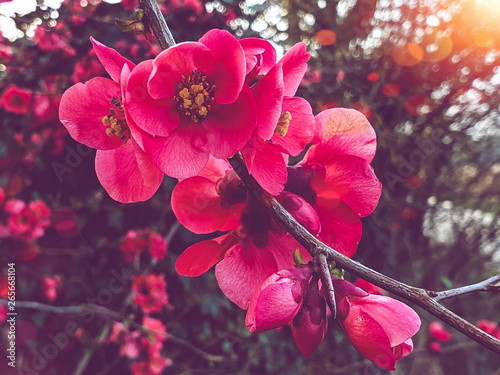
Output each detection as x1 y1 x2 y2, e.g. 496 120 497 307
429 321 451 341
0 85 32 114
41 275 61 302
173 158 316 308
285 108 382 257
2 199 50 240
333 277 420 371
126 29 257 178
59 38 163 203
119 228 168 261
132 273 170 314
246 267 327 358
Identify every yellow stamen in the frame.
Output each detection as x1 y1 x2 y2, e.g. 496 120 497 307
102 96 130 144
173 71 216 123
274 111 292 137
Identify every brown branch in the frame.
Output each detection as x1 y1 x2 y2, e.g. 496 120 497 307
227 154 500 356
137 0 176 49
137 0 500 357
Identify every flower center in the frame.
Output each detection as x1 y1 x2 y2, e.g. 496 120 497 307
274 111 292 137
173 70 216 123
102 96 130 144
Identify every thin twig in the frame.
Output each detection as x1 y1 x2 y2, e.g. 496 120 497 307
433 274 500 301
317 253 336 319
0 299 224 362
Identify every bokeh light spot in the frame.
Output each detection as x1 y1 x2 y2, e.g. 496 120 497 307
475 32 493 48
367 72 379 82
382 83 401 97
405 175 423 189
404 95 434 116
421 30 453 62
392 43 423 66
315 29 337 46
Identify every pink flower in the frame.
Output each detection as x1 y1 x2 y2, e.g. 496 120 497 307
42 275 61 301
0 85 32 114
0 187 5 205
285 108 382 257
141 316 167 356
246 267 327 358
246 267 312 332
126 29 257 178
119 229 168 261
59 38 163 203
3 199 50 240
333 277 421 371
429 321 451 341
173 159 315 308
132 273 170 314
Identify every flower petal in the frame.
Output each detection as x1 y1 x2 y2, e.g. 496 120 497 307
271 97 315 156
306 108 377 164
149 42 214 99
204 83 257 158
251 64 284 140
355 295 421 349
91 37 135 83
95 140 162 203
291 289 327 359
142 120 209 178
126 60 179 138
280 43 310 97
340 307 397 370
216 241 278 309
242 138 287 196
240 38 277 76
176 233 236 276
172 176 243 233
314 197 362 258
314 155 382 217
200 29 246 104
59 78 123 150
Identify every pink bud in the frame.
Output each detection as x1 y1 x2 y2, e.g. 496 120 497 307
291 286 327 359
246 267 311 333
333 278 420 370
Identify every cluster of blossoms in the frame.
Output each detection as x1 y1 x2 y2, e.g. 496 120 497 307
0 191 51 240
106 273 173 373
119 228 168 262
109 317 172 375
59 29 420 368
131 273 172 315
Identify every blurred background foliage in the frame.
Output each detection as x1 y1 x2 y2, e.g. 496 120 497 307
0 0 499 373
